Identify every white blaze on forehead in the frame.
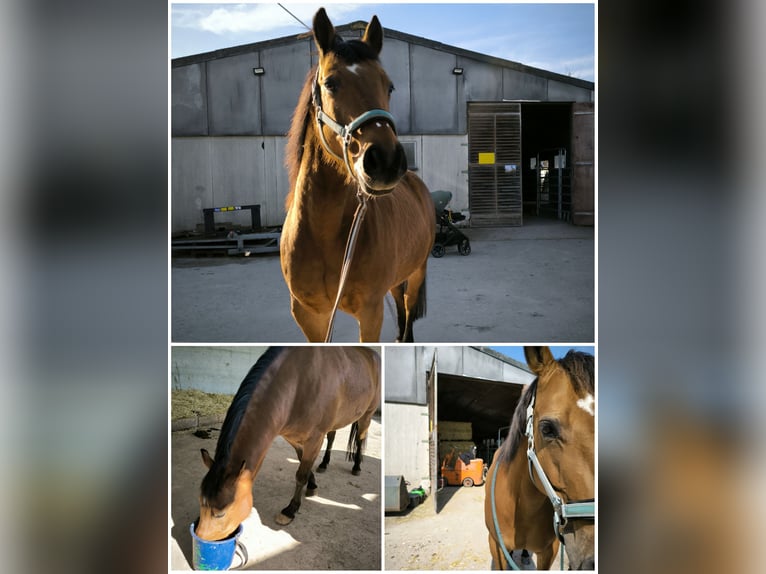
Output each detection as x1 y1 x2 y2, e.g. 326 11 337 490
347 63 361 75
576 393 595 416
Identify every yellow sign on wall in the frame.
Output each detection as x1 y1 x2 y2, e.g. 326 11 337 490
478 152 495 165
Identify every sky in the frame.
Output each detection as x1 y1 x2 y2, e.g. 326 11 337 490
488 345 594 365
171 2 595 82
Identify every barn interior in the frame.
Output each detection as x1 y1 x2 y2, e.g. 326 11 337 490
520 102 574 220
437 374 525 468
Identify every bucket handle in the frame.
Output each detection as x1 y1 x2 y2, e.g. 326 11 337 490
229 540 248 570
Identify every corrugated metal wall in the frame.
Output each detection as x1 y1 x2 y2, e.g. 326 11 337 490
171 30 593 232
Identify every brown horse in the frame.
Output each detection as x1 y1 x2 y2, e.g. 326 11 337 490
195 346 380 541
485 347 595 570
281 8 435 343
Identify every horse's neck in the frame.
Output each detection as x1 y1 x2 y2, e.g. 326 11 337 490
291 136 358 237
507 446 550 511
229 387 290 476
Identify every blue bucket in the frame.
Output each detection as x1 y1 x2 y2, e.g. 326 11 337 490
190 521 247 571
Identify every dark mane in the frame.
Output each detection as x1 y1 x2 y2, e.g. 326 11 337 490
200 346 285 503
284 36 380 209
500 350 594 463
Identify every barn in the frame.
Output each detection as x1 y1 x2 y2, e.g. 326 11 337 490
171 20 594 234
384 346 535 511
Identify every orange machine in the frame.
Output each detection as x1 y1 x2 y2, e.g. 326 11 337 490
440 450 486 487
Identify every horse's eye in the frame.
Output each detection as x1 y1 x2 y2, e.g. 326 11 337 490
323 77 338 93
539 419 560 440
388 83 395 96
213 510 226 519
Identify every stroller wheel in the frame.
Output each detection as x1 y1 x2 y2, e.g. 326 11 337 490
432 244 446 258
458 240 471 256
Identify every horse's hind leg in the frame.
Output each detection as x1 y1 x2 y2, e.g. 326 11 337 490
401 264 427 343
276 436 324 525
348 402 377 475
317 430 336 472
390 282 407 342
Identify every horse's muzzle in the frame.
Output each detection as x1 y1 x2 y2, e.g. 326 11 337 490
360 142 407 193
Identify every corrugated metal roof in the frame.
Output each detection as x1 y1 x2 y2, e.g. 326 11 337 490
172 21 593 90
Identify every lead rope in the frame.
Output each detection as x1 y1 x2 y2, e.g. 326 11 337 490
490 463 521 570
324 190 368 342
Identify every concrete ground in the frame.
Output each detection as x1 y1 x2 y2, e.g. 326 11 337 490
170 417 381 570
171 218 593 343
385 486 565 570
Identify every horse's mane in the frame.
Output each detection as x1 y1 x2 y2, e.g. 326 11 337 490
200 346 286 502
284 37 381 209
500 350 594 464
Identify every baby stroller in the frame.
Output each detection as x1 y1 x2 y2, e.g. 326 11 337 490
431 190 471 257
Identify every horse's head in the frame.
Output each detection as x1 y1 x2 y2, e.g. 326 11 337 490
525 346 595 570
311 8 407 195
195 448 254 541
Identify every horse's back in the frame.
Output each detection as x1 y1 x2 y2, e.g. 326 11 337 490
279 347 380 431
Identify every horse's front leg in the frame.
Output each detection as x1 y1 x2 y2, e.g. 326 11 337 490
355 297 384 342
535 538 560 570
275 436 324 525
290 296 332 342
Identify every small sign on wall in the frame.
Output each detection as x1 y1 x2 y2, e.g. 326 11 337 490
478 152 495 165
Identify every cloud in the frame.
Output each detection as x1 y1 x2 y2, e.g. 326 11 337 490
175 4 362 36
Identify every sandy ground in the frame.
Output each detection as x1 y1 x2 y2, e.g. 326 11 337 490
170 417 381 570
172 219 593 343
384 486 565 571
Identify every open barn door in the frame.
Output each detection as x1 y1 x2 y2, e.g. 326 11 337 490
571 102 594 225
468 103 523 226
426 349 439 513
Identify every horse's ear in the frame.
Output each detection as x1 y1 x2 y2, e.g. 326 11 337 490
524 346 555 375
362 15 383 55
201 448 214 469
313 7 336 57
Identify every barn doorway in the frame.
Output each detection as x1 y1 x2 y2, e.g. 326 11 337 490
468 101 593 226
433 372 524 512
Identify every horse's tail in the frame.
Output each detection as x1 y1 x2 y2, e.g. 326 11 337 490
346 421 366 462
412 276 427 320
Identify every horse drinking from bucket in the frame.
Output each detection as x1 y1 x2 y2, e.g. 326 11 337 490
195 346 380 541
281 8 435 342
485 347 595 570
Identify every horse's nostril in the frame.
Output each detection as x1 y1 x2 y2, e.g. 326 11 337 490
363 145 382 173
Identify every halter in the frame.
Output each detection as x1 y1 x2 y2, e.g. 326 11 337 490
524 392 595 539
490 388 595 570
310 67 395 342
311 68 397 182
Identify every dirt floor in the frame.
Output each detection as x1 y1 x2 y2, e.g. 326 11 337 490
170 417 381 570
385 486 564 570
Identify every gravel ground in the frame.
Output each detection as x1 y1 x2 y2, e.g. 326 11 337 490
384 485 565 570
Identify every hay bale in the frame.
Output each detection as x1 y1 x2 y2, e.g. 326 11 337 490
171 389 233 421
438 421 473 440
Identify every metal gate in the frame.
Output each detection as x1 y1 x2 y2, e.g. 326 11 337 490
468 103 522 226
535 148 572 221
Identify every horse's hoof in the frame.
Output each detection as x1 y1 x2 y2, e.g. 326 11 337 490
352 468 361 476
306 488 317 497
316 466 327 473
275 513 294 526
